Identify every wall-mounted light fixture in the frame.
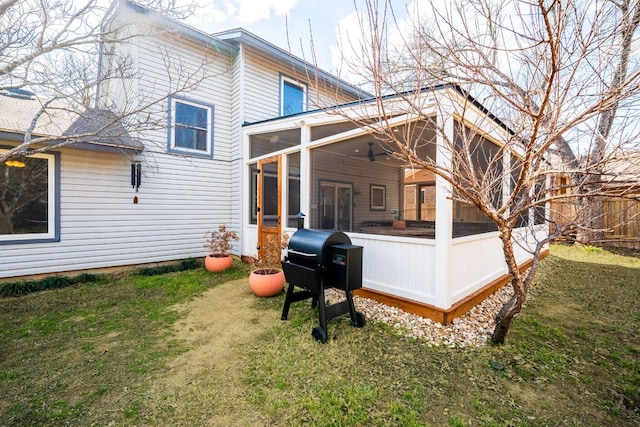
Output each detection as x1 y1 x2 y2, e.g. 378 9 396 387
4 159 25 168
131 162 141 192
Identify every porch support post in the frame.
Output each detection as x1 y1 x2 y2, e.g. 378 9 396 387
299 122 311 225
434 112 454 310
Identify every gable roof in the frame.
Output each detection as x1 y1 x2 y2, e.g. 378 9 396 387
0 92 71 138
119 1 368 101
0 92 142 152
119 1 239 56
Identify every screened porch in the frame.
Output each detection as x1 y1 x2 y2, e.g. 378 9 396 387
241 87 546 323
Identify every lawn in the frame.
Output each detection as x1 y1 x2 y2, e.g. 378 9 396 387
0 244 638 426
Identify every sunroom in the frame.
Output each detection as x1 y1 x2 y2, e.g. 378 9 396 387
241 85 547 324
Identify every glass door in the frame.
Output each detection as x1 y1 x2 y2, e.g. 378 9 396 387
320 182 352 231
257 156 281 263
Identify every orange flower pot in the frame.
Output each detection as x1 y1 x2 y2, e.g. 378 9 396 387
249 269 285 297
205 254 233 272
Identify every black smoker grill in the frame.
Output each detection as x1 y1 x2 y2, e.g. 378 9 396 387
281 228 365 343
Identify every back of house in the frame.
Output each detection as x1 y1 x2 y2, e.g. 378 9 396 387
0 0 364 279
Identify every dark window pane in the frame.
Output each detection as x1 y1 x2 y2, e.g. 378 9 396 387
176 102 207 128
175 126 195 149
173 100 209 153
195 129 207 151
0 156 49 235
249 165 258 225
282 81 304 115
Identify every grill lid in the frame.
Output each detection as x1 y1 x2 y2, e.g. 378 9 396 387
286 228 351 267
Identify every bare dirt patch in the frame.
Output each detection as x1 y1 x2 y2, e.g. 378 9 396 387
142 278 279 425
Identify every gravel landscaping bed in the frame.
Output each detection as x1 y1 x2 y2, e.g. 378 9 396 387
326 286 513 348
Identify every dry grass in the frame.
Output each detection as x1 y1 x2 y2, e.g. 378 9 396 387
0 245 638 426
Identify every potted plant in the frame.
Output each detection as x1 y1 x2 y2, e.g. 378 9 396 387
248 232 289 297
392 210 406 229
203 224 239 272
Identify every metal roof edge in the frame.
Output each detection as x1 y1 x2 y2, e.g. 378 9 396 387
123 1 239 55
242 83 515 136
214 28 370 100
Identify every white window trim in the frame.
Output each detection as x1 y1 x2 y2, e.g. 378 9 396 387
168 96 214 157
279 75 308 116
0 150 60 244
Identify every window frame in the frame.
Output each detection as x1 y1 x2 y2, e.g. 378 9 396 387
279 74 308 116
167 96 214 157
0 148 60 244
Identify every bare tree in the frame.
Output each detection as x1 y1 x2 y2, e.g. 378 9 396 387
0 0 205 164
0 0 227 238
316 0 640 343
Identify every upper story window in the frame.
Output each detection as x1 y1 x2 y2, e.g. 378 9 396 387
280 75 307 116
0 149 60 244
168 96 214 157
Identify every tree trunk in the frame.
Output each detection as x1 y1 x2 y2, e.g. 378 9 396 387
491 293 520 344
491 226 526 344
575 194 605 244
0 211 13 234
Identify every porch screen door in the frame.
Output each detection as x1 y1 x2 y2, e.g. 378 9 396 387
257 156 281 263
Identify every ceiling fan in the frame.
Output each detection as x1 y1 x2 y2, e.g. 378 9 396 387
356 142 392 162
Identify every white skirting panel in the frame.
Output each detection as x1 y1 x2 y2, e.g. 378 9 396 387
349 233 436 305
449 228 542 303
449 232 506 302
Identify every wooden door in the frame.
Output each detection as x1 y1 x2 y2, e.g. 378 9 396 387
257 156 282 263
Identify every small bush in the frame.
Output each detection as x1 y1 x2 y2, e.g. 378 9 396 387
135 258 202 276
0 258 203 297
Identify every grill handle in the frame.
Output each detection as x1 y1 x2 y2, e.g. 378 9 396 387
286 249 316 258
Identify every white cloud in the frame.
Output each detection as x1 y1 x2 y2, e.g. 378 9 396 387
182 0 299 41
331 10 370 84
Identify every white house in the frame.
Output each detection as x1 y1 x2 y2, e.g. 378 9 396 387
0 1 547 324
0 0 363 278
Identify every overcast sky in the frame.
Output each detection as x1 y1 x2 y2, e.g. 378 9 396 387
185 0 413 84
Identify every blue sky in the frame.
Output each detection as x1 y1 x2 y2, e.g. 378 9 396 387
186 0 412 82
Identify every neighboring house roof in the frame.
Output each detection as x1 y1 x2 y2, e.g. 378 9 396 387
605 151 640 186
0 91 142 152
120 1 368 101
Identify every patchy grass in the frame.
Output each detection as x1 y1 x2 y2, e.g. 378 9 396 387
0 258 250 426
0 246 638 426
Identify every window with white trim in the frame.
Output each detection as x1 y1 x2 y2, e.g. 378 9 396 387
280 76 307 116
0 149 60 243
168 97 214 156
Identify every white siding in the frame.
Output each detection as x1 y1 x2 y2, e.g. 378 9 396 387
242 46 359 124
310 151 402 230
1 23 366 279
1 26 241 278
1 146 233 278
448 228 545 305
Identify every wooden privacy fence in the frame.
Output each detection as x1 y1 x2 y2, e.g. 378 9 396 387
550 195 640 249
601 197 640 248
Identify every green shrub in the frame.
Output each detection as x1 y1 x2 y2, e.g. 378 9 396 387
0 258 203 297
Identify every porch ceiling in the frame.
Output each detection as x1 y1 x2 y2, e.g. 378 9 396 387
313 121 438 167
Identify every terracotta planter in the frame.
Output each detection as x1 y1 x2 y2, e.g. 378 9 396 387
392 220 406 229
249 269 285 297
204 254 234 272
